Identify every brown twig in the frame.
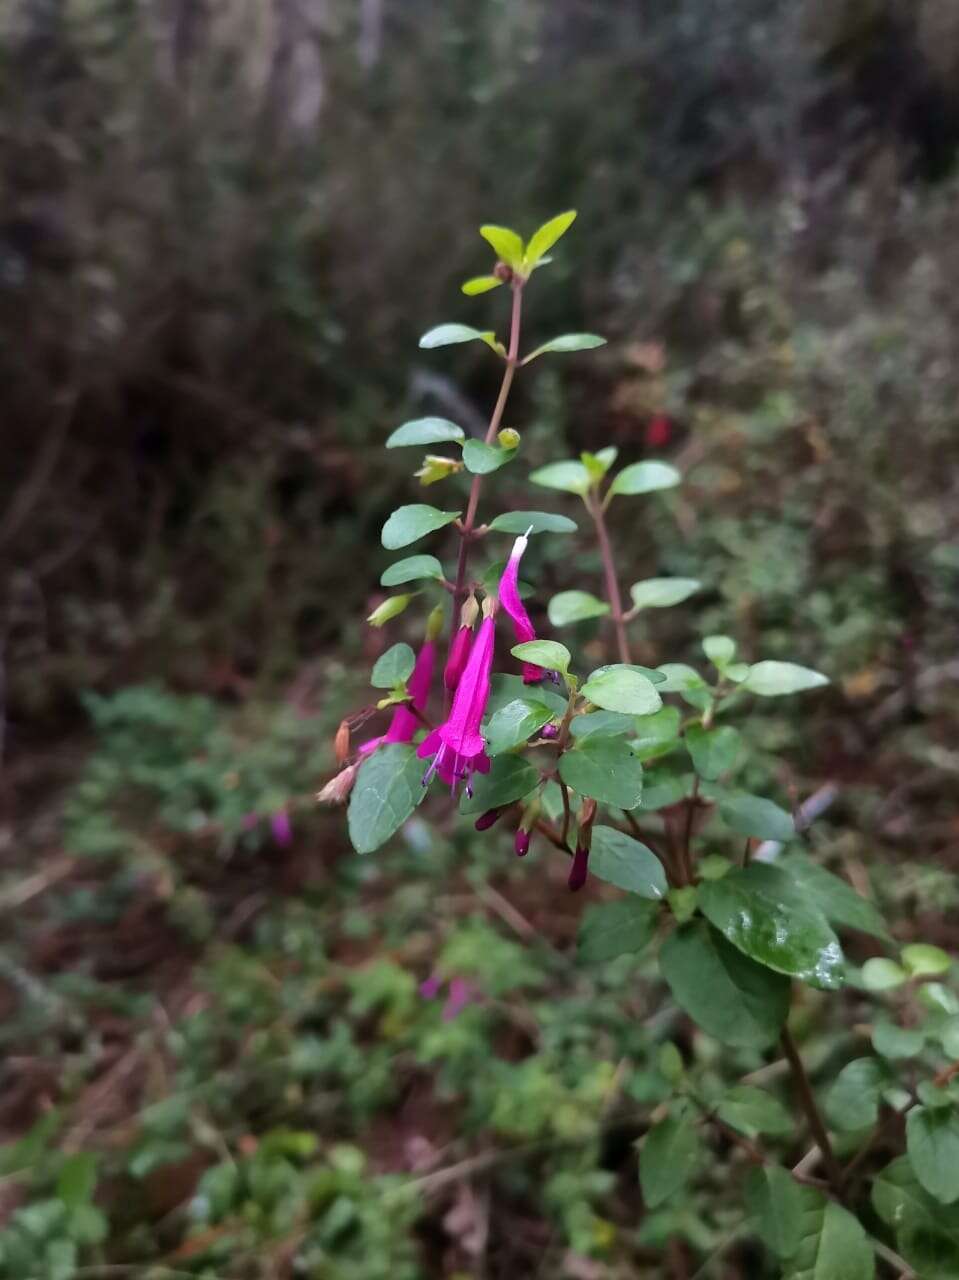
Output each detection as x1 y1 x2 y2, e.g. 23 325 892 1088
587 491 630 664
780 1027 844 1195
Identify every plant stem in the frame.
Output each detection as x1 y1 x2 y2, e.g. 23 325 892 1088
780 1027 844 1195
587 491 631 664
449 284 524 625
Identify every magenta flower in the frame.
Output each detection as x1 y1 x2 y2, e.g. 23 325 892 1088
444 625 472 691
359 639 436 756
442 976 476 1021
514 829 531 857
270 810 293 847
498 532 546 684
568 844 590 892
417 606 495 794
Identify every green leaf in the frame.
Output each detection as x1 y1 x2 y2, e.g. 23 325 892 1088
703 634 736 666
548 590 610 626
381 504 461 550
587 825 667 898
632 706 682 757
524 210 576 267
660 921 790 1048
640 764 693 811
873 1022 926 1060
347 745 426 854
486 673 567 717
743 661 829 697
581 446 618 479
461 274 504 295
719 792 795 841
459 755 539 815
873 1157 959 1279
668 885 700 925
907 1108 959 1204
779 853 891 942
380 554 445 587
386 417 465 448
462 440 516 474
826 1058 888 1131
419 323 500 351
529 460 592 495
860 957 907 991
629 578 702 610
479 224 524 268
570 710 636 741
487 510 578 535
523 333 606 364
484 698 555 755
510 639 571 674
581 665 663 715
370 643 415 689
639 1111 700 1208
577 898 660 964
718 1086 793 1137
902 944 952 977
745 1165 804 1260
699 864 844 990
57 1153 98 1210
685 725 742 781
560 742 644 811
657 663 708 694
786 1196 875 1280
608 461 681 497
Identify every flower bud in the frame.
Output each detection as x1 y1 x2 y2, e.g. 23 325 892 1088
493 261 514 283
539 722 559 740
497 428 521 451
414 454 463 486
568 845 590 892
444 625 472 691
426 603 445 643
334 719 351 764
316 763 359 806
367 594 413 627
460 594 479 629
514 829 530 857
474 807 503 832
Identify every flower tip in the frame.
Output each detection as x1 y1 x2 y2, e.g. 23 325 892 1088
514 829 531 857
568 846 590 892
475 807 503 832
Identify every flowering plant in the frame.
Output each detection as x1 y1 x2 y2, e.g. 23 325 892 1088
320 212 959 1278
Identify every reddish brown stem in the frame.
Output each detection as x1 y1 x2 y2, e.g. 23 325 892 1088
780 1027 844 1196
588 492 630 664
449 285 524 624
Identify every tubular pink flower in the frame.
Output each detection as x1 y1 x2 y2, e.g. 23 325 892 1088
444 625 472 691
499 532 545 684
359 639 436 755
417 614 495 794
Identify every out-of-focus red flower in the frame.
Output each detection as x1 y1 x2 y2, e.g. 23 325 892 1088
645 415 673 448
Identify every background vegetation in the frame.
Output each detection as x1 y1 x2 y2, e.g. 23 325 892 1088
3 1 959 1276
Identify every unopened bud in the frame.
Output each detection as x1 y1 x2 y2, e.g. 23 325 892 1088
460 594 479 629
568 845 590 892
444 625 472 691
493 261 514 283
474 807 503 832
426 604 445 643
497 428 521 451
540 722 559 740
514 829 531 857
414 455 462 486
367 594 413 628
317 763 359 806
334 719 351 764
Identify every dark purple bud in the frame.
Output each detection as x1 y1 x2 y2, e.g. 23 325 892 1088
568 845 590 892
539 723 559 740
514 829 531 857
474 807 503 831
